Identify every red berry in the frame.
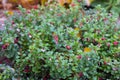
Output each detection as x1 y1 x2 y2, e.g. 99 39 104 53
24 69 30 73
2 43 9 50
14 37 19 44
73 18 77 23
24 65 30 73
70 3 76 7
77 55 82 59
101 37 106 40
86 38 90 41
3 58 11 65
103 18 108 22
12 21 15 24
66 45 71 50
78 0 81 2
53 35 58 44
27 10 31 14
113 41 119 46
78 72 83 77
0 61 2 64
98 77 103 80
33 5 38 9
43 74 50 80
57 14 62 16
104 61 107 65
2 45 7 49
107 43 110 47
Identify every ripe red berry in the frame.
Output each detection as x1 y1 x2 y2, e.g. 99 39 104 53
70 3 76 7
57 13 62 16
103 18 108 22
98 77 103 80
73 18 77 23
113 41 119 46
33 5 38 9
12 21 15 24
2 45 7 49
66 45 71 50
78 0 81 2
24 69 30 73
86 38 90 42
43 74 50 80
53 35 58 44
101 37 106 40
104 61 107 65
78 72 83 77
0 61 2 64
77 55 82 59
24 65 30 73
2 43 9 50
27 10 31 14
106 43 110 47
14 37 19 44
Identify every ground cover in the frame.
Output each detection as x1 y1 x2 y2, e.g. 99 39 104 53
0 0 120 80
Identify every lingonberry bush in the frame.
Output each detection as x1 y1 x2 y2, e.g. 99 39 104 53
0 1 120 80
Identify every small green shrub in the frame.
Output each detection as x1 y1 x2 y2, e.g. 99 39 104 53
0 64 15 80
0 1 120 80
90 0 120 16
